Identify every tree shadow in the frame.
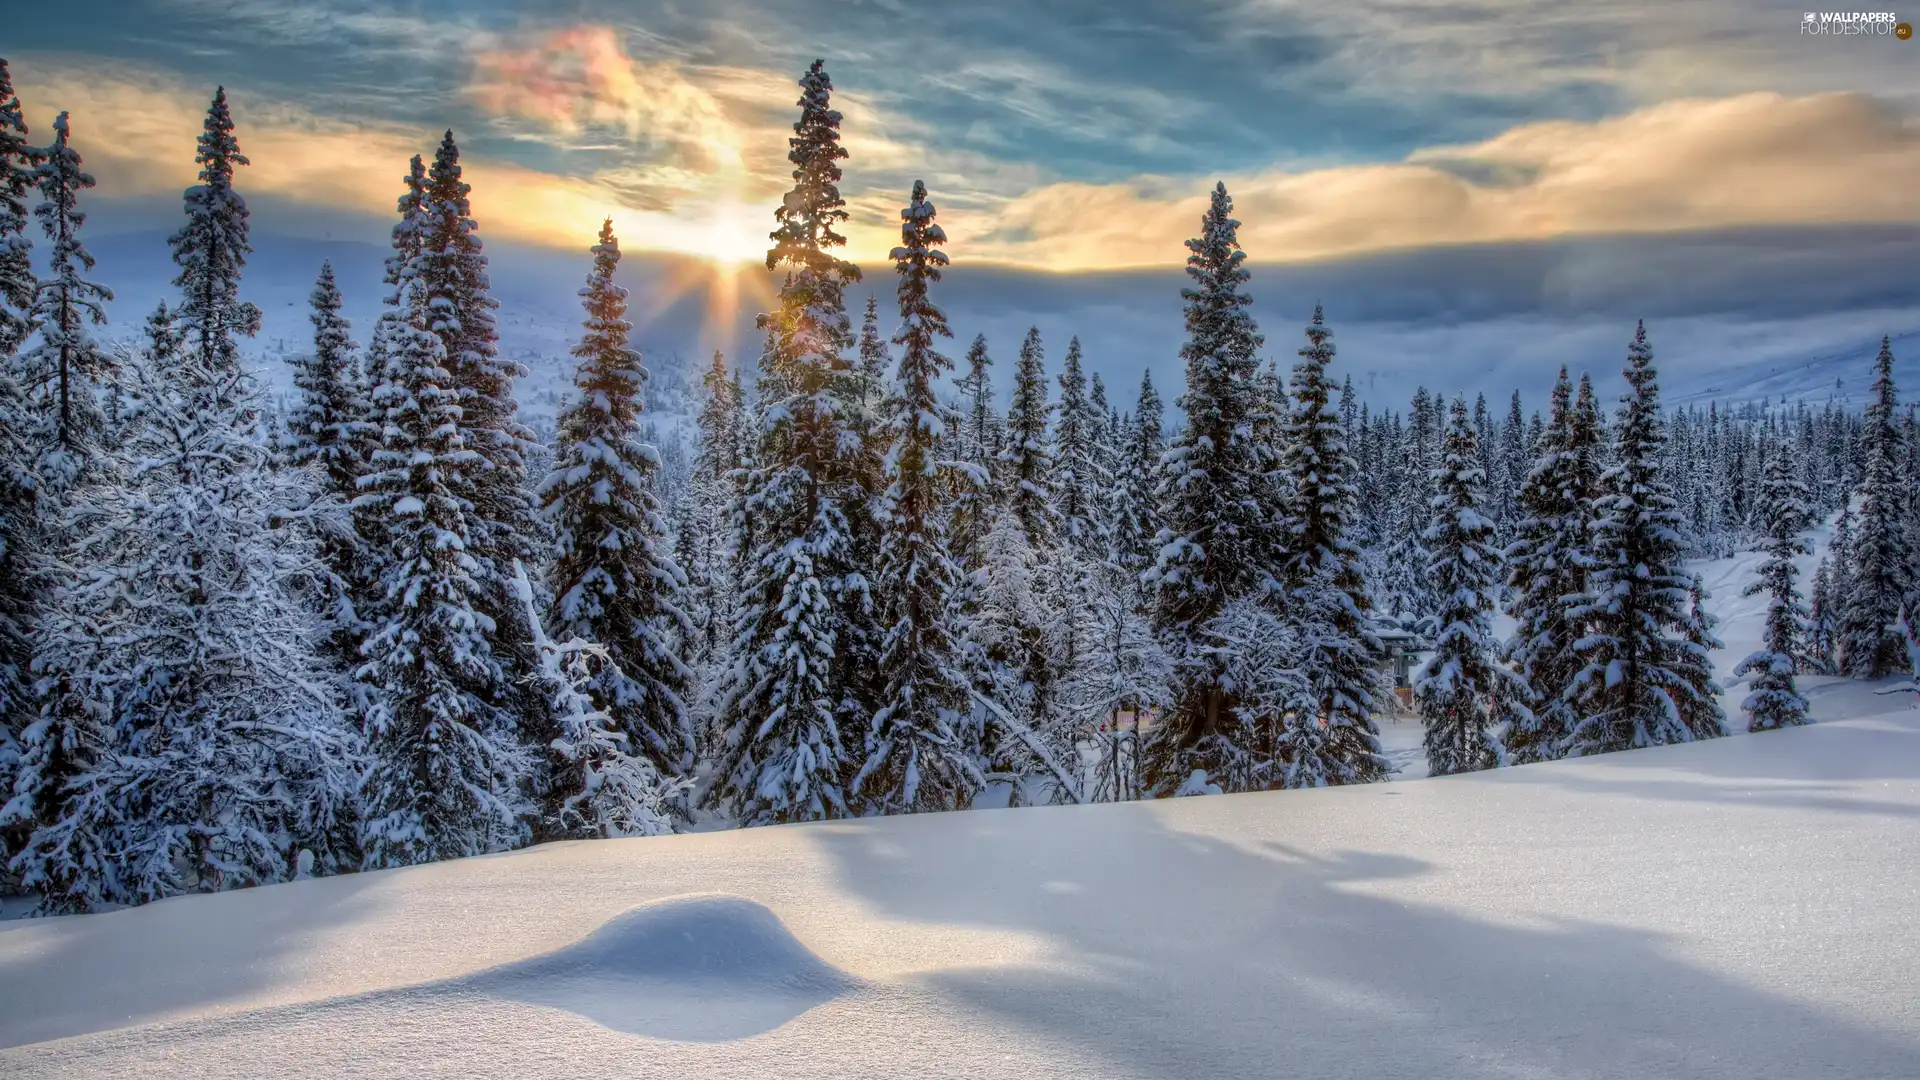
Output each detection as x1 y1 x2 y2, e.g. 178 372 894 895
810 796 1920 1080
0 870 386 1049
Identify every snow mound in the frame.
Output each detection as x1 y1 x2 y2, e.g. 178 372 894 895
467 894 853 1041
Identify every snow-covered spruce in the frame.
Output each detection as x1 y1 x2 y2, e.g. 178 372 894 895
1840 337 1908 678
169 88 260 380
288 261 367 502
1053 336 1108 561
417 132 541 711
1416 396 1520 776
6 344 363 913
510 562 687 839
19 111 112 468
0 58 37 362
1001 326 1055 549
1281 304 1387 784
1502 370 1603 764
1107 372 1164 578
949 332 998 570
1141 183 1283 794
1735 448 1813 732
0 333 37 814
353 227 532 868
710 60 871 826
854 180 984 816
1567 322 1724 755
535 219 694 829
683 349 743 669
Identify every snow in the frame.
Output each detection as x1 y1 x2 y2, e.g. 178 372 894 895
4 532 1920 1077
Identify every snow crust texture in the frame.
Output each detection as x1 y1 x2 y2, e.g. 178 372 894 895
2 680 1918 1079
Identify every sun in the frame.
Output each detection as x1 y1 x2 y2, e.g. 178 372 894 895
689 201 768 267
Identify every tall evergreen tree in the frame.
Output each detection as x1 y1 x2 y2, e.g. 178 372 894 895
1734 450 1813 732
856 293 889 419
0 61 37 808
1499 390 1527 537
419 132 540 700
686 349 741 667
288 262 365 501
1806 558 1838 675
169 88 260 378
1416 397 1517 776
354 198 531 868
856 181 981 816
1674 574 1728 739
1503 368 1600 764
1110 371 1163 578
950 333 997 567
1841 337 1909 678
1568 323 1721 754
1002 326 1055 547
1278 305 1388 784
10 341 363 912
711 61 869 825
1141 183 1275 793
20 112 111 465
0 59 37 362
536 220 694 828
1052 336 1105 558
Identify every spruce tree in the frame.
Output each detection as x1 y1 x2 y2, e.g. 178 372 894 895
856 181 982 815
1503 368 1601 763
0 60 36 825
169 88 260 378
1734 450 1812 732
536 220 694 827
711 61 869 825
1674 574 1728 739
1416 396 1518 776
354 202 531 868
1002 326 1055 547
11 341 363 911
950 333 997 568
0 59 37 361
419 132 540 700
1841 337 1908 678
686 349 741 667
1500 390 1528 535
856 293 889 420
20 112 112 467
1141 183 1273 793
1805 558 1838 675
1110 371 1163 578
1379 391 1436 616
1279 305 1388 784
0 329 35 838
1052 336 1105 558
1568 322 1719 754
288 262 365 502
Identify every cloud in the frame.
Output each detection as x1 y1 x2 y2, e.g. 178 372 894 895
965 92 1920 269
468 25 745 173
9 58 783 262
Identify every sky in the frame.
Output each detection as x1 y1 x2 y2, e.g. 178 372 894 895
6 0 1920 407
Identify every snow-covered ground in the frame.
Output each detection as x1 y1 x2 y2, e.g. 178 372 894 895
4 530 1916 1079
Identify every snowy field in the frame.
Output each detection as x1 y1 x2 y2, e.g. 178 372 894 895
3 544 1918 1078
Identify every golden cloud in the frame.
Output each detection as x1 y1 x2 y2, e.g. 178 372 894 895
968 92 1920 269
468 26 745 174
11 52 1920 274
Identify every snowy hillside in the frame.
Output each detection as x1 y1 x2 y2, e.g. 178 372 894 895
2 535 1916 1080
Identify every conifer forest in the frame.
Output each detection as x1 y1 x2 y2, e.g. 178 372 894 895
0 57 1907 915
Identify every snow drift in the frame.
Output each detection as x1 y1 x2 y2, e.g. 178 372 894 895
2 676 1917 1079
